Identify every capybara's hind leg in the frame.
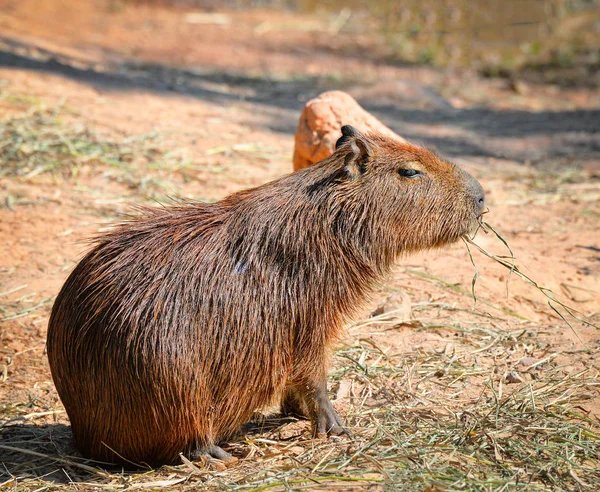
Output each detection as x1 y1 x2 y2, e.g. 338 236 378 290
190 444 236 463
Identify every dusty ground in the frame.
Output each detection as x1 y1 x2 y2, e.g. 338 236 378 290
0 1 599 490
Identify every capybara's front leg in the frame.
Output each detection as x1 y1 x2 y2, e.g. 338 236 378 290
311 379 350 437
282 378 350 437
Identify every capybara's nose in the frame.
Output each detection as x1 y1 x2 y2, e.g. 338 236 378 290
465 174 485 214
474 185 485 214
475 186 485 213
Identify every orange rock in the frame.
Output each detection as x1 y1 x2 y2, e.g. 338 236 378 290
292 90 406 171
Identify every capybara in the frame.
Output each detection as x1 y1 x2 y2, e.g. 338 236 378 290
47 125 485 467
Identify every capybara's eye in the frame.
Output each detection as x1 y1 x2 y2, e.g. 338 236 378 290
398 169 423 178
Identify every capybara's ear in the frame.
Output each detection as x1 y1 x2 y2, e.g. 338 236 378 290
342 133 372 179
335 124 359 150
335 125 371 178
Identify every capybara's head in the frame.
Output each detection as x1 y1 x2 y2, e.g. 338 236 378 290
303 125 485 256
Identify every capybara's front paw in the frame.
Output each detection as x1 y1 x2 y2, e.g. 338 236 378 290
314 399 351 438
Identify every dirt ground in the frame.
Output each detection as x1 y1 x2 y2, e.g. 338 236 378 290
0 1 599 490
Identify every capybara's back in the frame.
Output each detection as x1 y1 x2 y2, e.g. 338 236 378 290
47 127 485 466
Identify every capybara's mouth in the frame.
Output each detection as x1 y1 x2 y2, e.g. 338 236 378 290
462 210 487 239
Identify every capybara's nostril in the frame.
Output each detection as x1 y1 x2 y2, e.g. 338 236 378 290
477 193 485 213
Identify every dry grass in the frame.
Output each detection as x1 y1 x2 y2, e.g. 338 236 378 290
0 105 147 178
2 306 599 490
0 100 192 201
466 221 600 333
1 96 599 491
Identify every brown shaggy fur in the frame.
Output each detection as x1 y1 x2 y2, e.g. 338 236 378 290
46 129 485 467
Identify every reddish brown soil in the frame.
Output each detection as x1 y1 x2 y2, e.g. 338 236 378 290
0 0 599 487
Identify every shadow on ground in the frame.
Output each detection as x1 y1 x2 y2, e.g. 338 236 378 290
0 423 88 485
1 36 599 163
0 414 303 483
